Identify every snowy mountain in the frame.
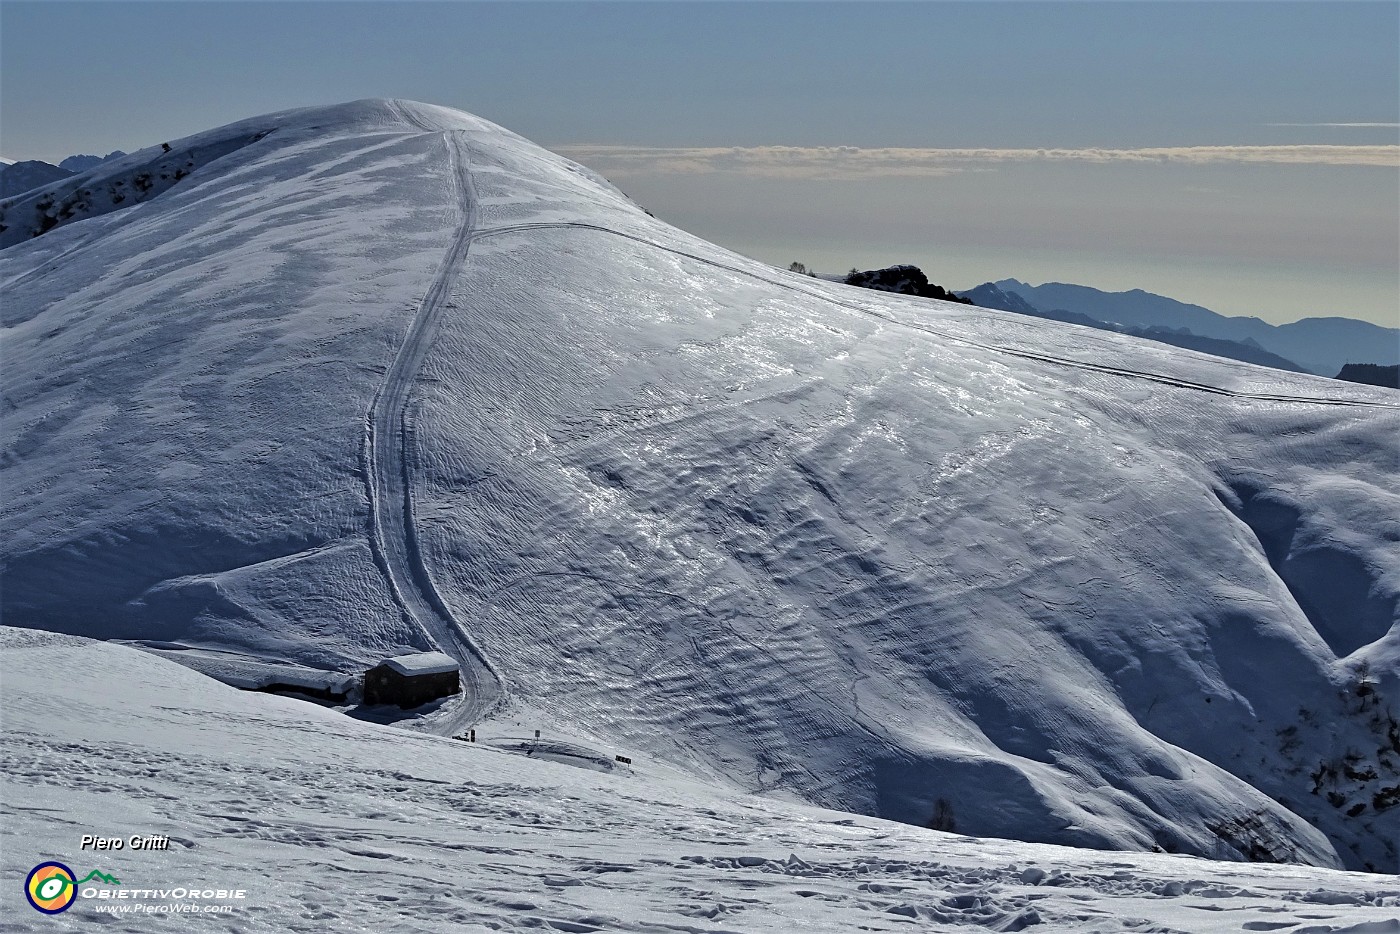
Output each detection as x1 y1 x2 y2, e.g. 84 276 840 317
990 279 1400 377
2 99 1398 874
4 626 1398 932
0 158 74 199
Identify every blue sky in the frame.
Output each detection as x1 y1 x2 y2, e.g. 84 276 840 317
2 2 1397 326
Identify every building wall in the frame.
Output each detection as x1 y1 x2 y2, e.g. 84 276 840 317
364 666 460 708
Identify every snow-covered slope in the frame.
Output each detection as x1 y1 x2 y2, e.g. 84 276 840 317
2 99 1398 872
4 628 1398 932
0 129 273 248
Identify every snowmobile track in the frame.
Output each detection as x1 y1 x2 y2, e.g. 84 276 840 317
363 123 503 734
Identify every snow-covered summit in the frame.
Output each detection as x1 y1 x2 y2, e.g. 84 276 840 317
0 99 632 250
2 100 1397 873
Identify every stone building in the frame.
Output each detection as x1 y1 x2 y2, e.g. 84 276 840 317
363 652 460 708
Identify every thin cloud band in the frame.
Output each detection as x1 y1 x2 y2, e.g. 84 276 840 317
556 144 1400 180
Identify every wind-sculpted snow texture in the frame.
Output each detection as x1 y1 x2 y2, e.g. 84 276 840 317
4 631 1400 933
2 100 1398 871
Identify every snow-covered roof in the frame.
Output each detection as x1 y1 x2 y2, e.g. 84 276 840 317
379 652 458 677
213 667 355 694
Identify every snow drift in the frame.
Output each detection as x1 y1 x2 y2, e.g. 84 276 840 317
2 99 1397 871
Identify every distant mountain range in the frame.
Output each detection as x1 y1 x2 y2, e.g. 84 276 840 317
0 160 74 199
0 151 126 199
969 279 1398 378
59 151 127 173
959 282 1311 374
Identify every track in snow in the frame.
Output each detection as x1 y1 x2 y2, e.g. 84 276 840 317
358 121 1385 733
469 221 1400 410
363 122 503 734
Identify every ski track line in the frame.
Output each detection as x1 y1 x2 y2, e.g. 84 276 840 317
363 120 503 736
470 221 1400 411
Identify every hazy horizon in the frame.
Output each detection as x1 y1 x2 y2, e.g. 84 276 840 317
2 1 1396 328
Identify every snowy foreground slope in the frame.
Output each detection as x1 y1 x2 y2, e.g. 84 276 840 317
3 629 1398 933
2 100 1399 873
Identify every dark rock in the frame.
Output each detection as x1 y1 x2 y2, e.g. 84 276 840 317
1335 363 1399 389
844 264 973 304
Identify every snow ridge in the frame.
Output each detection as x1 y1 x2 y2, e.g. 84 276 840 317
0 129 272 249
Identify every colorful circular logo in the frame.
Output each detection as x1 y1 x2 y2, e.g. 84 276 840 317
25 862 77 914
